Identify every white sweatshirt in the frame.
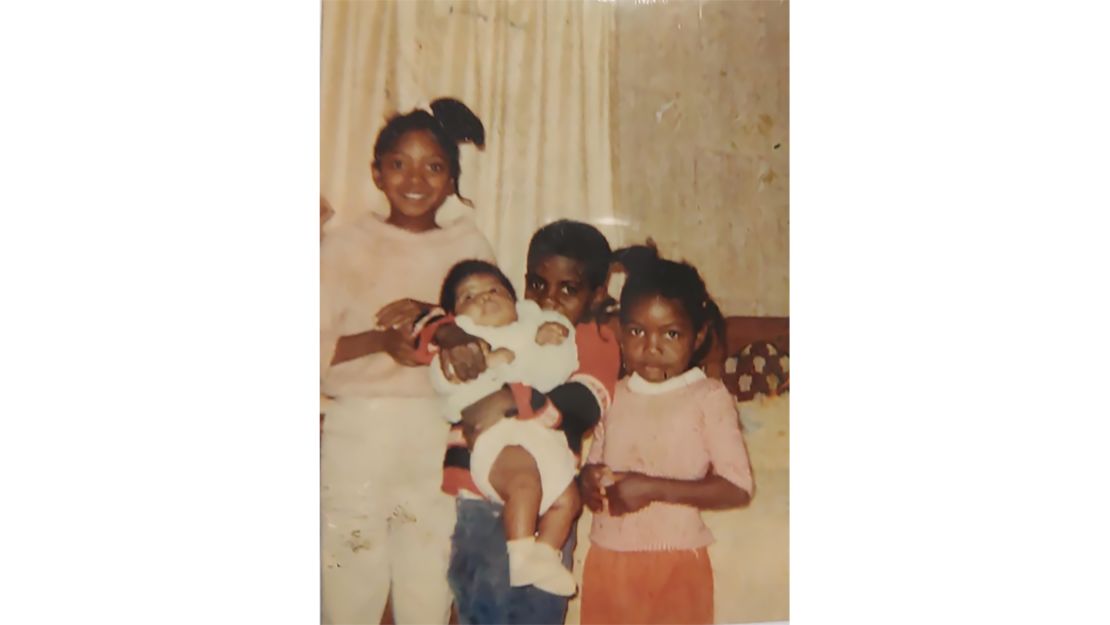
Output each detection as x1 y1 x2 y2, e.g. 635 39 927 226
430 300 579 422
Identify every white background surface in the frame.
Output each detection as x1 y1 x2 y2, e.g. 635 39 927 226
2 1 1109 624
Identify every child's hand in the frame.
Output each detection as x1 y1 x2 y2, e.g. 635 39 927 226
460 386 517 448
436 324 491 382
486 347 516 368
535 322 569 346
578 464 612 513
376 298 432 336
382 328 423 367
599 466 617 488
605 472 660 517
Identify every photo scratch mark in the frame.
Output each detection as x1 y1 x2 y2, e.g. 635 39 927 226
346 529 374 553
449 4 525 30
655 98 676 123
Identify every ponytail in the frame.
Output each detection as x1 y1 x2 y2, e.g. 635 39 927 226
430 98 485 150
691 296 726 368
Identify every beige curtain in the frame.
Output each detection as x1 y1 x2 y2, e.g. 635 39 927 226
321 0 620 291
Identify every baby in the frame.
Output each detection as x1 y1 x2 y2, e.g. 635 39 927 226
430 259 582 596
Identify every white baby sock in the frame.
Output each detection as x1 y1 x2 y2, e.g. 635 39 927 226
507 537 538 587
506 537 576 596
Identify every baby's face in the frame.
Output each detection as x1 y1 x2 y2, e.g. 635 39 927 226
454 273 518 327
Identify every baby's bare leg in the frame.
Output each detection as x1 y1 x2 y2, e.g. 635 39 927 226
490 445 577 596
488 445 542 540
536 483 582 550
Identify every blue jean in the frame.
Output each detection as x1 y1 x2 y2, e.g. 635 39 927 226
448 498 577 625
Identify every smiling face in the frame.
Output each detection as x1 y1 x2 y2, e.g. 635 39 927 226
453 273 518 327
371 129 455 232
524 254 603 325
620 294 706 383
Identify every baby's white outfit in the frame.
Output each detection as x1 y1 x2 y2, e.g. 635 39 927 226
430 300 579 514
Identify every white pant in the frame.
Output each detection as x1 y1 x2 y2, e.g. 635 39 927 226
321 396 455 625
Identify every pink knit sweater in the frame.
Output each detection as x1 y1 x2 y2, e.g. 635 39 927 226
587 369 754 552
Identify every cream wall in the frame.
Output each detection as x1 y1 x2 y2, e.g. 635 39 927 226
609 0 789 317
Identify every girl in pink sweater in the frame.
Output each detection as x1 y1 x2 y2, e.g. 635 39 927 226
320 98 494 625
579 256 755 625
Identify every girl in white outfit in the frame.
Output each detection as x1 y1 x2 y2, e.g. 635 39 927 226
320 99 493 625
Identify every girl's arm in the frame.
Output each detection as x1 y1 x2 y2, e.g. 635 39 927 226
330 296 438 366
606 382 754 516
544 323 622 454
605 472 749 516
330 330 381 365
425 320 491 381
330 328 422 367
578 416 609 512
376 298 436 335
578 465 610 513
